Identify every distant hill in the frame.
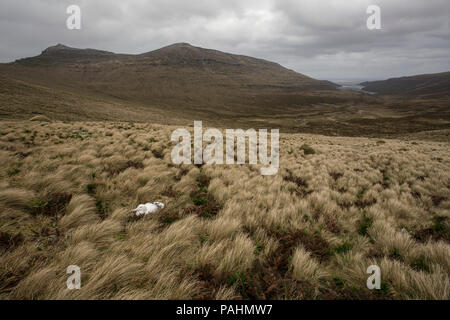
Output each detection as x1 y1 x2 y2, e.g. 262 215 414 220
360 71 450 97
1 43 335 109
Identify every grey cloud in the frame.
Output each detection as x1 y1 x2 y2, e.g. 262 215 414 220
0 0 448 80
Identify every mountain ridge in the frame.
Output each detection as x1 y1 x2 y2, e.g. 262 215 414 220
14 42 308 75
1 42 337 112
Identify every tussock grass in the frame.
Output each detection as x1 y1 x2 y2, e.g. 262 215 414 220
0 120 448 300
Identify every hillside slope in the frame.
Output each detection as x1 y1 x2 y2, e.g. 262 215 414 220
360 72 450 97
0 43 335 112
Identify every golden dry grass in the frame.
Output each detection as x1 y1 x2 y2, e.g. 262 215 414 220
0 120 448 300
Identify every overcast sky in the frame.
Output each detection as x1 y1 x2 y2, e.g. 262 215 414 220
0 0 449 81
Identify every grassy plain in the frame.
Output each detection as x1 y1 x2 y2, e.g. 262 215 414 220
0 119 448 299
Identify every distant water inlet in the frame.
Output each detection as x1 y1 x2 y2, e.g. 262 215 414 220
336 81 376 94
171 121 279 175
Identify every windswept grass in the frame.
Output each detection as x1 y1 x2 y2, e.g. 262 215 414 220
0 120 448 300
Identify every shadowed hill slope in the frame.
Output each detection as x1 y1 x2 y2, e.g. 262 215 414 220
360 72 450 97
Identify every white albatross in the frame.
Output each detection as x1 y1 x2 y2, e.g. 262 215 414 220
132 202 165 216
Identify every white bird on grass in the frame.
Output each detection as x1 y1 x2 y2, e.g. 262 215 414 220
132 202 165 216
